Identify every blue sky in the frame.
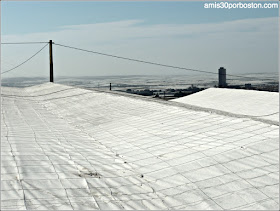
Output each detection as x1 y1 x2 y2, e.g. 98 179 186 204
1 1 279 77
2 1 278 35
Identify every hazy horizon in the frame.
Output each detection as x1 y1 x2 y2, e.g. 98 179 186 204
1 73 278 90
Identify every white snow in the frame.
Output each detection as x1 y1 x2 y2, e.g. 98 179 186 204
171 88 279 123
1 83 279 210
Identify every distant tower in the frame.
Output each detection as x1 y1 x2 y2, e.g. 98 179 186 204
218 67 227 87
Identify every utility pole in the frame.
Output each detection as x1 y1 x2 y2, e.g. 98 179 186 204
49 40 54 82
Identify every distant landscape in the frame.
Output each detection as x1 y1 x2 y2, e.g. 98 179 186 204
1 73 278 90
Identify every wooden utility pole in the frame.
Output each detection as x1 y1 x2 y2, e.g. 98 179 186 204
49 40 54 82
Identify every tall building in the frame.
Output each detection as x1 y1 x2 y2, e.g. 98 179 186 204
218 67 227 87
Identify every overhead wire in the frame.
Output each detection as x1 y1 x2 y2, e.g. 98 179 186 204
1 42 49 45
1 43 49 75
53 43 218 76
53 42 273 81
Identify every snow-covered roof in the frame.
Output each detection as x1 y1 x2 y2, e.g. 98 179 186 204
171 88 279 123
1 83 279 210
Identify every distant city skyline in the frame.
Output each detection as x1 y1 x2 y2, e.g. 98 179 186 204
1 1 279 78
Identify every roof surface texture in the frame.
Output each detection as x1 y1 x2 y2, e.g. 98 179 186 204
1 83 279 210
171 88 279 123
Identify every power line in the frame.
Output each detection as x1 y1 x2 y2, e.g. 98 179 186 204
1 43 49 75
53 43 218 76
1 42 49 45
53 42 271 81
